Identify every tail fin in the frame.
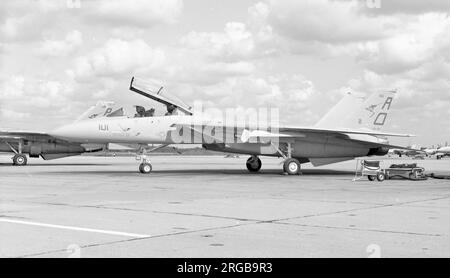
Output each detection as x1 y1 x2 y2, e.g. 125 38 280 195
315 92 365 129
76 101 123 122
316 90 396 131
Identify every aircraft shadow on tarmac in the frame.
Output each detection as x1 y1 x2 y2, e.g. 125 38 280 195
35 168 355 176
0 163 113 167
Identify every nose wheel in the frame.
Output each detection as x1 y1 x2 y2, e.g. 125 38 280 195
139 162 152 174
137 151 152 174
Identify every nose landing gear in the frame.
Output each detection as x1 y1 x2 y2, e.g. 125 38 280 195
137 152 152 174
139 161 152 174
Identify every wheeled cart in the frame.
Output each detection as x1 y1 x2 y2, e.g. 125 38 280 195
353 160 386 182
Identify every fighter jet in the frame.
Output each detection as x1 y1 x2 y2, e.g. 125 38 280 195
50 77 414 175
0 102 115 165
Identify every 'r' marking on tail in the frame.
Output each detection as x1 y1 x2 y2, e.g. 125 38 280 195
365 104 379 118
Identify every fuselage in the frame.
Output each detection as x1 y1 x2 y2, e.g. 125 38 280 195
50 115 386 162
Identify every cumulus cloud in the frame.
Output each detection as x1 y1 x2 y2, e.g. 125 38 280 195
187 74 324 125
70 38 166 80
0 76 25 99
356 13 450 74
0 76 72 107
181 21 277 61
0 0 183 42
0 1 66 42
0 108 30 120
87 0 184 26
182 22 254 59
0 16 30 41
164 58 256 85
38 30 83 57
359 0 450 15
0 74 79 128
245 0 450 86
258 0 394 43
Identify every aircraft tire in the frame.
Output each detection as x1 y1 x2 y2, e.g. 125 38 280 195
283 158 301 175
368 175 376 181
12 154 27 166
376 172 386 182
139 163 152 174
246 156 262 172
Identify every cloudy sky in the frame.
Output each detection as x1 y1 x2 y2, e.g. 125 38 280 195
1 0 449 146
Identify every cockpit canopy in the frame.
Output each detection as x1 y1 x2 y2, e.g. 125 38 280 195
78 77 189 122
79 102 179 121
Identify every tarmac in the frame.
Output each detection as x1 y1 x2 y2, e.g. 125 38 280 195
0 155 449 258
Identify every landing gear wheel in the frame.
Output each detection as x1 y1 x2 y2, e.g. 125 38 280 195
12 154 27 166
139 163 152 174
246 156 262 172
368 175 376 181
283 158 301 175
376 172 386 182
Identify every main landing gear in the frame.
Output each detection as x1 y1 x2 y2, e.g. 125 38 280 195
283 158 301 175
5 140 28 166
246 155 262 172
245 142 302 175
12 154 28 166
274 141 301 175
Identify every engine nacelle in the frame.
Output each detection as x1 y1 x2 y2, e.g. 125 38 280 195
28 142 86 156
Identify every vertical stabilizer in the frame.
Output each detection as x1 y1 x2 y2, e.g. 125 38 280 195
316 90 396 131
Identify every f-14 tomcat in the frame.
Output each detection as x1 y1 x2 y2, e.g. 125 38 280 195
47 77 412 175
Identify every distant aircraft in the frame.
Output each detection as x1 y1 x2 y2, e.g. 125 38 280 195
389 143 450 160
0 102 116 165
435 146 450 159
405 145 450 160
49 77 414 175
388 145 427 158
